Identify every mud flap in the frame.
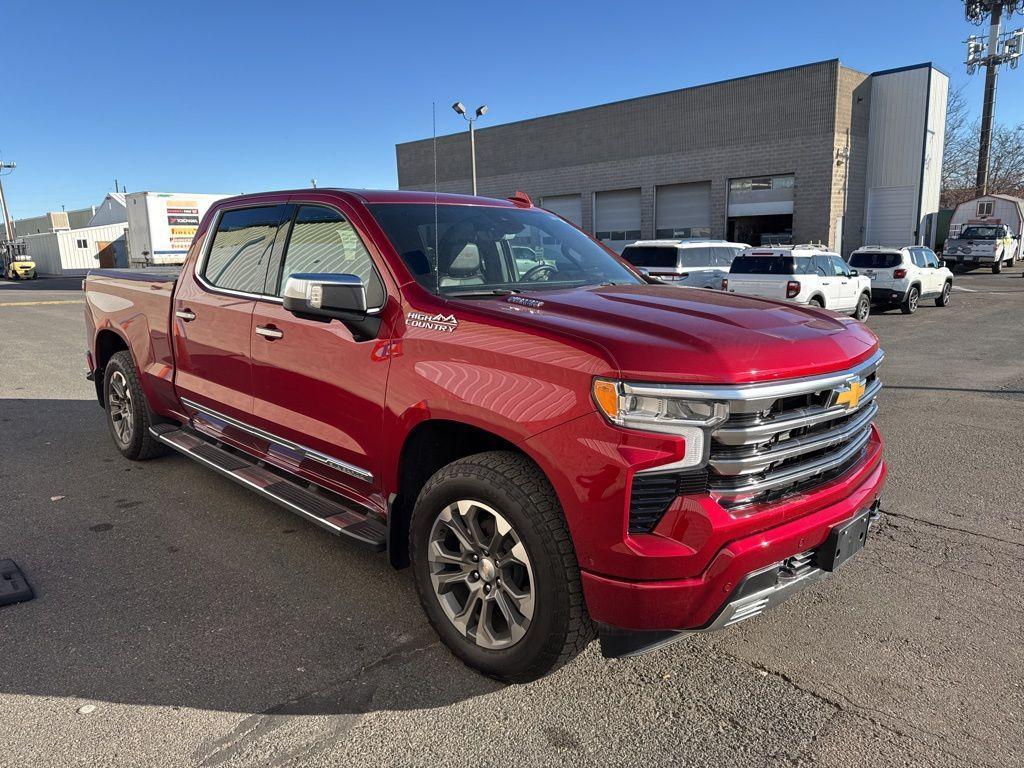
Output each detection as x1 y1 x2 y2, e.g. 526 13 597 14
0 560 35 607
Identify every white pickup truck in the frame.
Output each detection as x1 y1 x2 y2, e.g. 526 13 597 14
943 223 1019 274
724 246 872 321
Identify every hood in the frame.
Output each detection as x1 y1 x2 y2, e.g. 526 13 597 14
460 284 879 384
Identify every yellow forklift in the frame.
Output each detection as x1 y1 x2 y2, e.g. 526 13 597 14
2 243 36 279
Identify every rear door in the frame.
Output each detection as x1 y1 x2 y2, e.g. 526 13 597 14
249 199 392 504
172 203 287 420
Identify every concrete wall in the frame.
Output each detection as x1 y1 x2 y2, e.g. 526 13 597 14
397 60 849 245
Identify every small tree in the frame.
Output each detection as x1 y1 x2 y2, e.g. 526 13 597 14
942 86 1024 208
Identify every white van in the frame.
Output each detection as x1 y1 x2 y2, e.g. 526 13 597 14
620 239 748 289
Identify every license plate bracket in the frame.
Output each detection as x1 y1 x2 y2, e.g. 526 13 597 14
815 510 870 572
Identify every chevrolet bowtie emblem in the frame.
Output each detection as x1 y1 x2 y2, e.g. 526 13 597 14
835 379 866 410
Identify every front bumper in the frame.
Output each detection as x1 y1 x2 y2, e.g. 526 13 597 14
598 500 882 656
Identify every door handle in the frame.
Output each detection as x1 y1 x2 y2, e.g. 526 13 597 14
175 309 196 322
821 281 831 285
255 324 284 340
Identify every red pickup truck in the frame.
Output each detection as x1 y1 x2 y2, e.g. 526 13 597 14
84 189 886 681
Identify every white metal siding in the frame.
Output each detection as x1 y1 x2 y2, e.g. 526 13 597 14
541 194 583 226
864 186 916 247
24 223 130 275
656 182 711 235
920 71 948 232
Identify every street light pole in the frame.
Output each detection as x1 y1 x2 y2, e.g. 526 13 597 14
452 102 488 196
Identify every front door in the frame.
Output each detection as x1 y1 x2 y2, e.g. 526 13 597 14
829 255 856 310
249 201 392 506
172 203 287 422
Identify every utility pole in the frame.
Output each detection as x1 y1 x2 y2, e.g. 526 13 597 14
964 1 1024 196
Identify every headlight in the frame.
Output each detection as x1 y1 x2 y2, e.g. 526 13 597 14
592 378 729 468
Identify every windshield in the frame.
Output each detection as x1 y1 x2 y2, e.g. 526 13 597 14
730 254 805 274
621 245 678 269
368 204 641 296
849 252 901 269
960 226 999 240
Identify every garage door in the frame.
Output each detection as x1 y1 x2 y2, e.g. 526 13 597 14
656 182 711 239
540 194 583 227
594 189 641 253
864 186 916 247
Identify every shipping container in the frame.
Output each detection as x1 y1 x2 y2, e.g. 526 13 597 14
125 192 229 266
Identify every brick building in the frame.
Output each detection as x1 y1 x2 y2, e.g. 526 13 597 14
396 60 947 256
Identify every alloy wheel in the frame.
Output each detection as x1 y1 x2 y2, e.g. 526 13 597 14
108 370 134 445
427 499 535 650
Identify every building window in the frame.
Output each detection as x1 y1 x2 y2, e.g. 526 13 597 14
977 201 994 217
656 227 713 239
76 239 88 248
729 175 794 192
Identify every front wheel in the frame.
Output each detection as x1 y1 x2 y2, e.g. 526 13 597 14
936 281 952 307
853 293 871 321
410 451 594 682
993 260 1003 274
103 350 167 460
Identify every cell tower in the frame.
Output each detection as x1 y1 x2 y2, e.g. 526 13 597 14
963 1 1024 195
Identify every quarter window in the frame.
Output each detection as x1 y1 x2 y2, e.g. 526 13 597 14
203 206 283 294
278 205 385 308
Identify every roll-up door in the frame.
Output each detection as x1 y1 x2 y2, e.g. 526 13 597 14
656 182 711 238
594 189 641 253
540 194 583 227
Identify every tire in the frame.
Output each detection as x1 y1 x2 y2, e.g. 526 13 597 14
900 286 919 314
410 451 594 682
936 281 952 307
808 297 824 308
103 350 167 461
853 293 871 322
993 260 1002 274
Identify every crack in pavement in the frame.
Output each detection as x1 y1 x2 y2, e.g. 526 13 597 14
711 648 998 768
882 510 1024 550
195 633 438 767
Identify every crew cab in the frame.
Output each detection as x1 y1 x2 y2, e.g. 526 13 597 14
943 223 1019 273
620 239 748 289
849 245 952 314
84 189 886 681
723 246 872 321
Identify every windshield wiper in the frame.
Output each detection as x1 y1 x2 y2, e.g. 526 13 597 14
443 288 522 298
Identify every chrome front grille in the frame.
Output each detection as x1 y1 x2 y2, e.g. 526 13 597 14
706 351 883 509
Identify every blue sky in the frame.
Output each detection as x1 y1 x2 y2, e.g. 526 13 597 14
4 0 1022 217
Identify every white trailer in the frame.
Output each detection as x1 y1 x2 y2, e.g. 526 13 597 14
125 192 229 267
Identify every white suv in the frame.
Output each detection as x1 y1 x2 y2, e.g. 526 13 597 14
724 246 872 320
849 245 953 314
620 239 749 289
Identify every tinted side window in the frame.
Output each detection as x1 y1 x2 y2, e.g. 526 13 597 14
811 255 831 276
203 206 283 294
714 247 739 266
923 249 939 268
678 247 714 268
910 248 927 268
278 205 385 308
830 256 851 276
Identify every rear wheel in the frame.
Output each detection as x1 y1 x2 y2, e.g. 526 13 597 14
900 286 919 314
993 260 1002 274
936 281 952 307
808 297 824 308
853 293 871 321
103 351 167 461
410 451 593 682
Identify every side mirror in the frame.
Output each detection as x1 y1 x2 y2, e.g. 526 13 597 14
849 269 859 277
938 260 946 268
283 273 367 319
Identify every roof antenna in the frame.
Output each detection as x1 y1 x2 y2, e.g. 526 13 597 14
433 100 440 295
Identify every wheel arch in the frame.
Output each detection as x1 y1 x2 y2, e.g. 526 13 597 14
93 328 130 405
388 419 547 569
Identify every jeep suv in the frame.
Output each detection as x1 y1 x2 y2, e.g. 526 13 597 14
849 245 952 314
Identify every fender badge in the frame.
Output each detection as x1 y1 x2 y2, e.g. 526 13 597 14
407 311 458 333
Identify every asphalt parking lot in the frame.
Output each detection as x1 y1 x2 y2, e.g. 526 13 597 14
0 270 1021 768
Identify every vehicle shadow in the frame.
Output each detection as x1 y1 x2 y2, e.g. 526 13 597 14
0 276 83 292
0 398 502 717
